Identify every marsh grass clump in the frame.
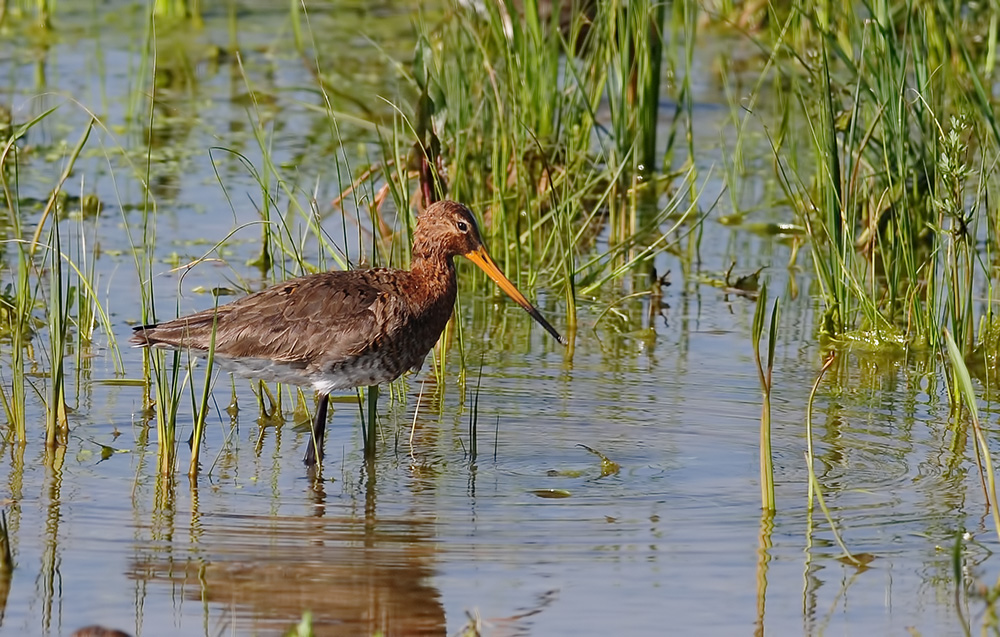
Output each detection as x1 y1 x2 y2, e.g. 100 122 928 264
322 0 699 341
0 108 123 450
757 1 999 364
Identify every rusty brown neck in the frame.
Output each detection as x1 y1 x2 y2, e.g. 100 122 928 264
409 250 458 310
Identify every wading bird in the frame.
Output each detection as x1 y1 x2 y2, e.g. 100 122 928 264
131 201 566 465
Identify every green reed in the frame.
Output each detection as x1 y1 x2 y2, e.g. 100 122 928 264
148 346 183 475
66 197 126 378
603 0 669 174
945 329 1000 545
468 364 483 465
0 108 118 451
934 116 978 356
42 121 94 449
751 283 778 511
131 10 183 475
0 134 34 441
764 0 999 365
187 305 217 478
43 208 68 448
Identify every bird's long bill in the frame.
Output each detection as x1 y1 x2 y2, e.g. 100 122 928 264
465 246 568 345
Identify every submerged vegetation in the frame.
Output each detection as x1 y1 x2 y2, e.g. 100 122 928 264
3 0 1000 632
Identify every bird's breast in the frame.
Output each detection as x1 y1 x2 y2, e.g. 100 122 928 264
309 294 454 393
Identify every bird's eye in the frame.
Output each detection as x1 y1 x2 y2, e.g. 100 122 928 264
457 221 469 232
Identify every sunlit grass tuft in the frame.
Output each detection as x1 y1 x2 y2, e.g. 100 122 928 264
759 1 1000 379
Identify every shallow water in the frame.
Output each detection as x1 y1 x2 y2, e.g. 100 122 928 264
0 2 995 637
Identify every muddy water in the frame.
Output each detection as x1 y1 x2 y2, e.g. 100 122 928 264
0 3 990 637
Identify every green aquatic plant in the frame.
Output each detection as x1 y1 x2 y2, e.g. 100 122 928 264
0 110 123 451
0 215 32 444
41 121 95 450
751 282 778 511
932 115 978 356
43 206 69 449
467 363 482 465
0 105 58 441
578 443 620 477
762 0 1000 359
187 304 217 478
944 329 1000 545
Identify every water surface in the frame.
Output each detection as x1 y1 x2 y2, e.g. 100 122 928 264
0 2 991 636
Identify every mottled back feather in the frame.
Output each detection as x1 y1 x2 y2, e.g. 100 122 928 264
131 266 456 386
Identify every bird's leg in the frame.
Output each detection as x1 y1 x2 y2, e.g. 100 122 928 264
304 393 329 466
